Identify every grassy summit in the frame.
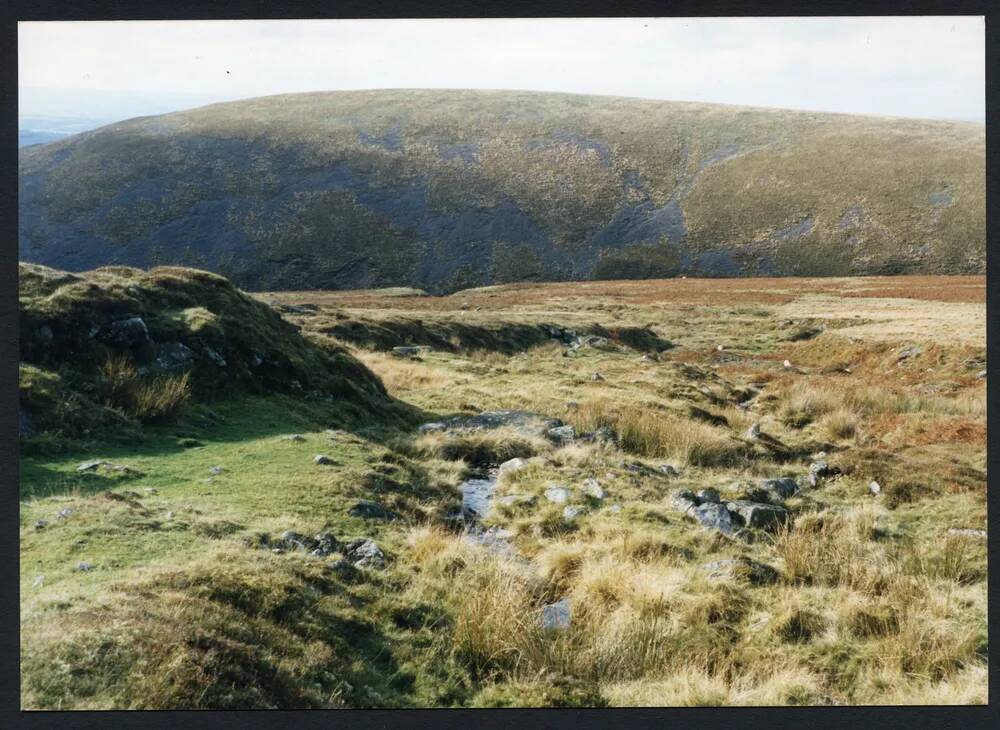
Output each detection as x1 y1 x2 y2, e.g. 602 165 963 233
18 90 985 292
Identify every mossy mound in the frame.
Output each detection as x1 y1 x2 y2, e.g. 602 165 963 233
19 263 388 445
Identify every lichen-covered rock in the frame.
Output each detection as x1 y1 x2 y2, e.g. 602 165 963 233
725 500 790 530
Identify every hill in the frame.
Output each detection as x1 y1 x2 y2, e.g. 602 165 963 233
19 263 388 448
18 90 985 292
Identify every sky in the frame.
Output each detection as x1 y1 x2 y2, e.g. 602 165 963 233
18 17 985 126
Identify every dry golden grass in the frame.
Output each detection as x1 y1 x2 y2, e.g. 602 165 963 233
100 356 190 422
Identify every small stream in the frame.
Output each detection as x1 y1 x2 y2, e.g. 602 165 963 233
458 472 518 556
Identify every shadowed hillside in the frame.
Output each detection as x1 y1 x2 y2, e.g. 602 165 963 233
18 90 985 292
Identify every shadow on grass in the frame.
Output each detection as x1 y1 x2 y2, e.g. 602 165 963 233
19 390 475 501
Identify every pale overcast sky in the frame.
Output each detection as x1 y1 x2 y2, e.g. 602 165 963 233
18 17 985 123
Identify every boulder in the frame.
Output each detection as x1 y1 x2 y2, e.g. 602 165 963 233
314 454 335 465
391 346 422 358
725 500 789 531
540 598 572 630
696 488 721 504
344 538 386 569
101 316 150 347
311 532 339 557
759 477 800 500
154 342 196 372
581 478 606 500
658 464 680 477
691 502 735 536
546 425 576 444
868 481 882 496
563 505 585 521
703 557 779 586
498 457 528 477
670 489 699 513
544 486 571 504
807 461 836 487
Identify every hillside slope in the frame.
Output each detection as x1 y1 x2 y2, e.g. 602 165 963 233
18 90 985 292
19 263 388 446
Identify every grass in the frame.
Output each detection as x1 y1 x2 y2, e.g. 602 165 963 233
19 272 987 708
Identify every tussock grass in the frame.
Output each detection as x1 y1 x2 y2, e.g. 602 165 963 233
101 356 191 422
568 400 750 467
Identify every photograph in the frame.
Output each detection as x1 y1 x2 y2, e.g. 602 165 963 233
16 16 987 710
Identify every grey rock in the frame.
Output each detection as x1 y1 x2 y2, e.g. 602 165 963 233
34 519 48 530
691 502 736 536
102 316 150 347
56 508 73 520
581 478 606 500
563 505 586 521
868 481 882 496
544 486 571 504
807 461 836 487
591 372 604 382
725 500 789 531
896 345 923 361
607 503 623 514
746 422 761 439
947 528 987 539
977 369 987 379
546 425 576 444
695 488 721 504
32 575 44 589
74 562 94 572
703 557 779 585
392 346 422 358
670 489 699 513
593 426 618 445
759 477 800 500
77 460 105 472
154 342 195 372
419 422 447 433
344 539 386 569
497 457 527 477
204 347 227 367
658 464 680 477
284 434 306 442
348 500 397 521
311 532 339 556
208 466 225 475
314 454 335 465
540 598 572 630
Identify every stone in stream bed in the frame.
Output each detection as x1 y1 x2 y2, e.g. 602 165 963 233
497 457 528 477
460 478 497 520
